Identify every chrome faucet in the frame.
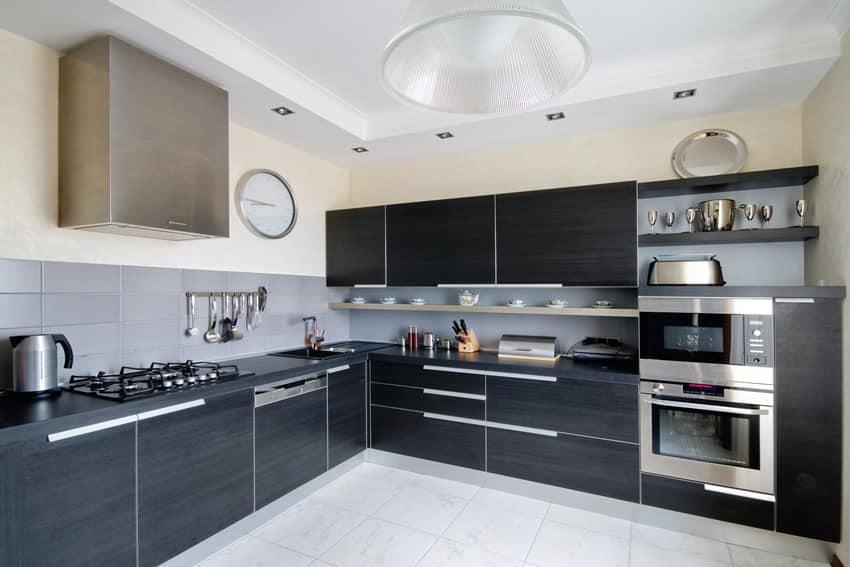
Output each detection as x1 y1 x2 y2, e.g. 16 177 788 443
303 316 325 349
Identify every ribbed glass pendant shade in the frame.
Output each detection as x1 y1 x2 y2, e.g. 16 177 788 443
381 0 590 114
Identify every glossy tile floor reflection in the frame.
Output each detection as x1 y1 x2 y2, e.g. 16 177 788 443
196 463 829 567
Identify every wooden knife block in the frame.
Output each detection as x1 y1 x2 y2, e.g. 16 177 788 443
457 329 480 353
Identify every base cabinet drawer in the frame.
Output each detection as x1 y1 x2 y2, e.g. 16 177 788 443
487 376 638 443
371 405 485 470
487 426 639 502
642 474 775 530
371 382 485 420
370 361 485 394
256 387 328 509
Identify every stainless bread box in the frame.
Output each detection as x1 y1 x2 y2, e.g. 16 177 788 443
647 254 725 286
498 335 560 360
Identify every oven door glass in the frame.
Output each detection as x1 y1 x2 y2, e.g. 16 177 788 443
651 401 759 469
640 312 743 364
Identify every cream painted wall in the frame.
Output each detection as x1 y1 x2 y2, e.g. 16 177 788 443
349 105 803 206
0 29 349 276
803 31 850 561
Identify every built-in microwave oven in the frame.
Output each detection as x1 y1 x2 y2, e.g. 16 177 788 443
638 297 774 389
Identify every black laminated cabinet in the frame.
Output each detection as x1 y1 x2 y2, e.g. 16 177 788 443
326 206 386 287
11 420 137 567
255 382 328 508
775 298 842 542
496 181 637 286
387 196 495 286
138 391 254 567
328 363 367 468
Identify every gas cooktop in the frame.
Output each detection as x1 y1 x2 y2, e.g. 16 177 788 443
63 361 254 402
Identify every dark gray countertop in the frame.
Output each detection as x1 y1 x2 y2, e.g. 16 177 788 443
0 342 637 443
639 285 846 299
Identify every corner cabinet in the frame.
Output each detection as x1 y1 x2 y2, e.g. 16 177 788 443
496 181 638 286
326 206 386 287
387 196 496 286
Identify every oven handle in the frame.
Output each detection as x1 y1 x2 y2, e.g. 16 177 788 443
644 398 769 416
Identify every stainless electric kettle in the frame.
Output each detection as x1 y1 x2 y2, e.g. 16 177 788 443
8 334 74 396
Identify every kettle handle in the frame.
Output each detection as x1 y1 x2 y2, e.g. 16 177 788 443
52 334 74 369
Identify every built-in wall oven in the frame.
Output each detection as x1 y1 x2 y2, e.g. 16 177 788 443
638 296 776 498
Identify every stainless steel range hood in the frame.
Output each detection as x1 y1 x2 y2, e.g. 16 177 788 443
59 36 229 240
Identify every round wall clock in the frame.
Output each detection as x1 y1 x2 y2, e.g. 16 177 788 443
235 169 297 239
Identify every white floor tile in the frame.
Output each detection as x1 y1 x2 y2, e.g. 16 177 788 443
631 523 732 563
418 538 524 567
320 518 435 567
197 535 312 567
472 487 549 518
311 471 402 514
630 541 733 567
351 462 397 480
443 502 543 560
546 503 632 539
404 472 481 499
253 499 366 557
309 562 335 567
373 486 467 535
527 520 629 567
728 545 830 567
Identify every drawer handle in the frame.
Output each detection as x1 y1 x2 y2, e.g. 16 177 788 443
423 413 486 427
703 484 775 502
353 284 387 288
137 399 206 421
775 298 815 303
256 376 327 407
48 415 138 442
423 365 557 382
327 365 351 374
487 421 558 438
423 388 486 401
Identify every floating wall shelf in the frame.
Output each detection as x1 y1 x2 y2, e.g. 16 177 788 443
637 166 819 199
638 226 819 247
329 302 638 318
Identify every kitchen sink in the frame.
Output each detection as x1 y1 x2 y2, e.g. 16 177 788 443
268 341 392 360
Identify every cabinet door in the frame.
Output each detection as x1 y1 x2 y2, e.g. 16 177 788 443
326 206 386 287
487 376 638 443
387 196 495 286
138 391 254 567
256 387 328 508
496 181 637 286
775 299 842 542
13 420 137 567
371 405 485 470
487 426 639 502
328 363 367 468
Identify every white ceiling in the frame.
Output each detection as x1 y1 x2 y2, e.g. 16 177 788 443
2 0 848 166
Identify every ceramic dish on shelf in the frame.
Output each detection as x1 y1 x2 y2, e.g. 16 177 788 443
349 297 367 304
380 297 398 305
507 299 526 308
547 299 567 308
593 300 615 309
458 290 479 306
408 298 426 305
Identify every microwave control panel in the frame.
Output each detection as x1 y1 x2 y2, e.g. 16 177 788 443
744 314 773 366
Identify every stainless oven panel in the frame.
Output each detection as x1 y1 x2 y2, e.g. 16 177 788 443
639 359 774 389
640 392 774 495
639 297 773 315
640 381 774 404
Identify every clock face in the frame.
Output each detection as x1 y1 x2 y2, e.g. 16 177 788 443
236 170 297 239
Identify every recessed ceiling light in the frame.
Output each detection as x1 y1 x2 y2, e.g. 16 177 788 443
673 89 696 100
436 131 454 139
352 147 369 153
546 112 565 121
271 106 294 116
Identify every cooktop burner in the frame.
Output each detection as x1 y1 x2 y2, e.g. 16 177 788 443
64 361 253 401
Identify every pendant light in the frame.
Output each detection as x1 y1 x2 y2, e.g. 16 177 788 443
381 0 591 114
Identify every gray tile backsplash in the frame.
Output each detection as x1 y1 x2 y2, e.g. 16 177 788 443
0 259 349 384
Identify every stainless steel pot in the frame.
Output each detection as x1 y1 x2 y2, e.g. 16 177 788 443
698 199 736 231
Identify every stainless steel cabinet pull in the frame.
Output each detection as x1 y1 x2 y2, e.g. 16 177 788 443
423 388 486 401
775 298 815 303
486 421 558 438
137 399 206 421
645 398 768 416
704 484 775 502
423 413 486 427
255 376 327 407
48 415 138 442
353 284 387 288
327 365 351 374
423 365 556 382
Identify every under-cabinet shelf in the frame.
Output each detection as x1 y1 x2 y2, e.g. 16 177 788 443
638 226 819 247
328 303 638 318
637 166 818 199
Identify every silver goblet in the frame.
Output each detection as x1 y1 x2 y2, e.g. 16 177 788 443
796 199 807 227
664 211 676 233
760 205 773 227
648 210 658 234
739 203 757 229
686 208 697 233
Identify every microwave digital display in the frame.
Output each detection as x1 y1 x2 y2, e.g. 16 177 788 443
662 326 724 353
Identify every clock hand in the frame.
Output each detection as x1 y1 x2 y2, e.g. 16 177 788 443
246 198 277 207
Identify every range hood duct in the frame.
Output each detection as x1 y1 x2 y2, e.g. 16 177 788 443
59 36 229 240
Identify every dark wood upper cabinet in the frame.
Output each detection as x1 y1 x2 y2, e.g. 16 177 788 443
326 206 386 287
387 196 495 286
496 181 638 286
775 298 842 542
